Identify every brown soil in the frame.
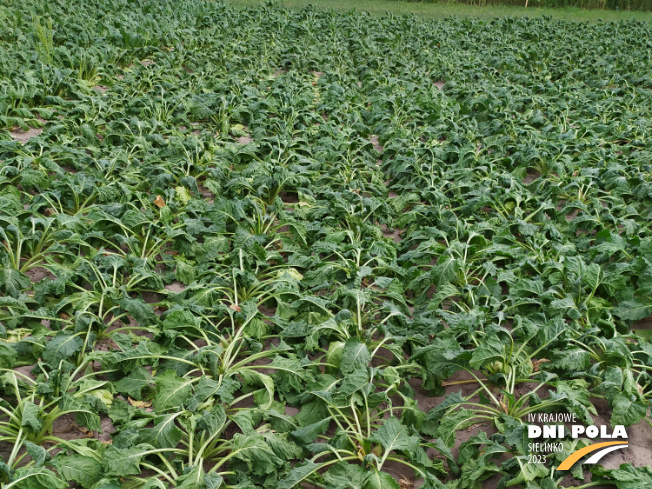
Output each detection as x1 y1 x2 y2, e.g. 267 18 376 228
632 316 652 331
280 192 300 204
52 414 94 441
370 135 384 153
383 459 417 487
198 184 214 201
381 224 403 243
99 417 116 442
258 304 276 317
95 336 118 352
141 292 160 304
25 266 55 283
284 405 300 417
566 209 579 222
523 171 540 184
11 127 43 143
588 398 652 470
164 281 186 293
13 364 37 381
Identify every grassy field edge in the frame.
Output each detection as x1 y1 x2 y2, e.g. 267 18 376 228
229 0 652 21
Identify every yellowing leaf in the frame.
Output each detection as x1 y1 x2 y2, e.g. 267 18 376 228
89 389 113 406
154 195 166 208
277 268 303 281
175 186 191 204
128 396 152 408
6 328 31 343
231 123 246 134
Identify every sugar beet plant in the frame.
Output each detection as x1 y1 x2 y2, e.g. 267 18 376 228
1 0 652 488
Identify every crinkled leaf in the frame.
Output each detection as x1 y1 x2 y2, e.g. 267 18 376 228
370 417 419 455
42 333 83 365
153 370 193 411
51 454 102 487
339 339 371 374
102 444 155 477
611 394 647 427
4 467 67 489
362 471 400 489
138 414 183 448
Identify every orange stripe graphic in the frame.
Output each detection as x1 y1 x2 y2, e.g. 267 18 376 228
556 441 628 471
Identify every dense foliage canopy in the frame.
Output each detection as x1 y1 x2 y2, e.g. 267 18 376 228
1 0 652 487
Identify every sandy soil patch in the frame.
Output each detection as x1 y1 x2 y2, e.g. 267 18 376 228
370 135 384 153
381 224 403 243
164 281 186 293
523 170 540 184
25 266 55 282
11 127 43 143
